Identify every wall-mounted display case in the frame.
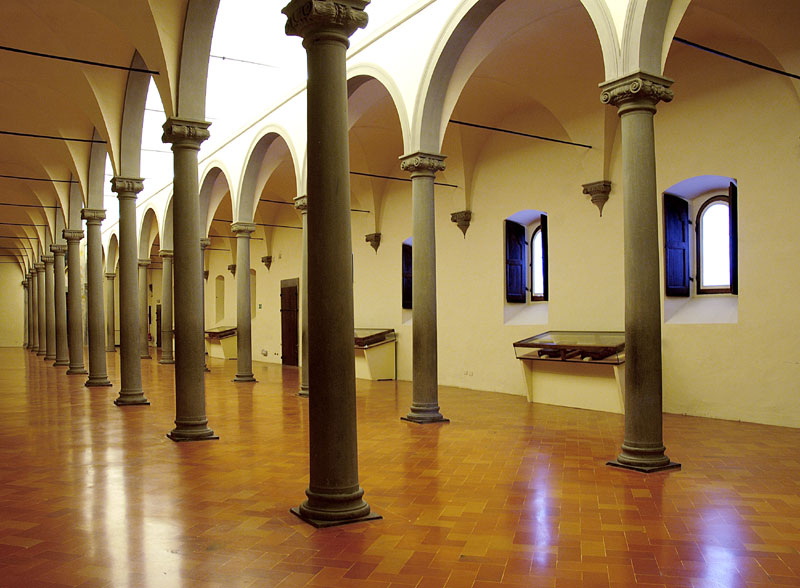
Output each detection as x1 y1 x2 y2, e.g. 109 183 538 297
513 330 625 364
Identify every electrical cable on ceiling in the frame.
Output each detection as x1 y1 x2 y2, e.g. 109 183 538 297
350 170 458 188
674 37 800 81
0 174 76 184
450 119 592 149
0 45 159 74
0 130 105 144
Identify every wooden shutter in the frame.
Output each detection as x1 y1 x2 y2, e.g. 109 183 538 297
664 193 690 297
401 243 412 309
540 214 549 301
729 182 738 295
505 220 526 303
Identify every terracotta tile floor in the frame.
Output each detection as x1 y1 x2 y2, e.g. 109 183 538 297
1 348 799 587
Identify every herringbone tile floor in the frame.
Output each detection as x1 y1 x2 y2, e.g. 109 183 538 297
1 347 799 587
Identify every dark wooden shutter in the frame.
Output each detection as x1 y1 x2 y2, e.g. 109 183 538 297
540 214 549 301
664 193 690 297
505 220 526 303
729 182 738 295
401 243 412 309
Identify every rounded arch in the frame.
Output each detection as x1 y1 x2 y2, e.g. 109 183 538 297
199 164 234 238
621 0 690 77
412 0 615 154
347 63 411 152
175 0 221 120
105 232 119 273
138 207 161 260
237 127 300 224
161 196 174 251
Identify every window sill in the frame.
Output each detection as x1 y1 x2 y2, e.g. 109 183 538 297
504 302 548 325
664 295 738 324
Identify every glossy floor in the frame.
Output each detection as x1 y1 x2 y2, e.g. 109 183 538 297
1 349 799 587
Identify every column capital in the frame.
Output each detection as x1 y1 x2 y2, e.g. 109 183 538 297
50 243 67 255
400 151 447 176
231 222 256 235
105 272 116 279
283 0 369 44
63 229 84 243
81 208 106 224
159 249 174 259
600 72 673 111
294 194 308 212
42 254 54 265
582 180 612 217
200 238 211 250
162 118 211 148
34 262 45 272
138 258 151 268
110 177 144 197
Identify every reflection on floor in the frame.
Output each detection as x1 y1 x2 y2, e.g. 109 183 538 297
1 348 799 587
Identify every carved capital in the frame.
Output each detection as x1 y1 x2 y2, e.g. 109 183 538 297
450 210 472 237
227 264 236 276
365 232 381 253
200 238 211 250
34 262 45 272
50 243 67 255
81 208 106 224
41 254 54 265
294 194 308 212
582 181 612 217
105 272 116 280
231 222 256 235
159 249 174 259
162 118 211 148
110 177 144 197
283 0 369 43
62 229 84 243
600 72 673 111
138 259 151 268
400 151 447 176
262 255 273 270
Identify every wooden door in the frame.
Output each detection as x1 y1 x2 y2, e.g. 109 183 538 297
155 304 162 347
280 279 299 366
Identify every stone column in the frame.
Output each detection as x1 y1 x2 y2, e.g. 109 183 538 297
43 254 56 361
35 262 46 357
231 222 256 382
63 230 87 374
283 0 377 527
294 195 309 397
162 118 216 441
600 72 679 473
22 279 28 348
111 178 148 405
30 269 39 352
200 238 211 372
25 272 34 350
82 209 111 386
159 250 174 364
138 259 151 359
400 152 449 424
105 273 116 352
52 245 69 366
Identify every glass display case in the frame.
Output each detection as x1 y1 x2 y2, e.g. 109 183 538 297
354 328 395 348
354 328 396 380
513 331 625 364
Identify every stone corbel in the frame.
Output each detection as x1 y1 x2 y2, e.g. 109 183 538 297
582 181 612 217
262 256 273 271
227 264 236 276
450 210 472 237
203 270 209 280
365 233 381 253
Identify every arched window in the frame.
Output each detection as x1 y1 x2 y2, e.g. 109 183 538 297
530 217 548 301
697 196 731 294
505 212 548 303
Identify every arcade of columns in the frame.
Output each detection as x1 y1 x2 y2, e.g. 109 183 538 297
17 0 677 527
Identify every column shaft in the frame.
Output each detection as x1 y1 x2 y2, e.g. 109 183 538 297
111 179 148 405
138 260 151 358
600 73 679 473
31 271 39 352
83 210 111 385
53 246 69 366
26 275 34 350
64 231 86 373
36 264 46 357
233 224 256 382
284 0 376 527
105 273 116 352
162 118 216 441
295 196 309 396
43 256 56 360
159 252 174 364
22 280 28 348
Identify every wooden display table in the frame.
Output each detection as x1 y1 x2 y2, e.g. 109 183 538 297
354 328 396 381
514 331 626 413
205 326 237 360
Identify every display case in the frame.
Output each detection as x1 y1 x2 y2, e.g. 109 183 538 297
205 326 237 359
354 328 396 380
513 331 625 364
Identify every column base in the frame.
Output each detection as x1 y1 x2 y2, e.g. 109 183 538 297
66 367 88 375
233 374 256 382
167 427 219 442
36 351 46 357
159 358 175 365
114 390 150 406
45 354 56 361
607 460 681 474
402 403 449 424
290 488 380 528
53 360 70 367
85 377 112 387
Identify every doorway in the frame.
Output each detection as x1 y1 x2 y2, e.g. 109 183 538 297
280 278 299 366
